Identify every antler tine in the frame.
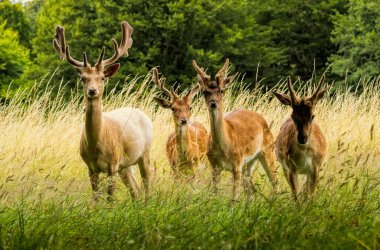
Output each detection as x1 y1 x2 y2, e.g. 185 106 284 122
152 68 172 99
216 58 229 83
83 52 89 68
311 74 325 99
192 60 210 81
96 46 106 69
100 21 133 67
185 83 200 100
287 76 299 105
53 25 84 68
170 87 180 99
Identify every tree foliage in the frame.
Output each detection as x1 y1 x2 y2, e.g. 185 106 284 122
0 21 30 97
2 0 380 96
0 0 31 48
25 0 287 91
329 0 380 83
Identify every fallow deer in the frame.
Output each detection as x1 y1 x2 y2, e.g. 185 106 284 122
152 68 208 179
53 21 153 200
193 59 279 200
273 76 327 201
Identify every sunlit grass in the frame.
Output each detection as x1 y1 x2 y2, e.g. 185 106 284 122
0 73 379 249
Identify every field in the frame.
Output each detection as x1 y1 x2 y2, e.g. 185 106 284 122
0 74 379 249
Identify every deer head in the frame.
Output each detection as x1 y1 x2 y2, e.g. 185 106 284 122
53 21 133 99
192 59 238 110
152 67 199 126
273 76 327 144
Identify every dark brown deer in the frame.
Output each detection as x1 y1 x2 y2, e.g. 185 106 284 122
193 59 279 201
273 76 327 201
53 22 153 200
152 67 208 179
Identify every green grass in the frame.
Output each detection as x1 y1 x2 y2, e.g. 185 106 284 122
0 74 379 249
1 178 379 249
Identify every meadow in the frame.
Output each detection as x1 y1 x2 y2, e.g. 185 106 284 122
0 73 379 249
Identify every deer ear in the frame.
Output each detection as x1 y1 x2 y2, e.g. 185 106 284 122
272 92 292 106
223 72 238 89
314 88 327 102
154 97 172 109
104 63 120 78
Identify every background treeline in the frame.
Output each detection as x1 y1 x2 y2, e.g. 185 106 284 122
0 0 379 98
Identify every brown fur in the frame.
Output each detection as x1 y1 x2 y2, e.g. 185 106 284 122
273 76 327 201
193 59 279 200
166 121 208 178
152 68 208 179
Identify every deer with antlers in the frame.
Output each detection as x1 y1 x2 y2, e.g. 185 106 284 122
152 68 208 179
193 59 279 200
273 76 327 201
53 21 153 200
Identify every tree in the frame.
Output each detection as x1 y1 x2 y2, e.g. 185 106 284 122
22 0 99 92
0 0 31 48
25 0 286 94
0 21 30 98
329 0 380 83
253 0 347 81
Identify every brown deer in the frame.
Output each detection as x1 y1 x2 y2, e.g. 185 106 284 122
272 76 327 201
53 21 153 200
193 59 279 200
152 67 208 179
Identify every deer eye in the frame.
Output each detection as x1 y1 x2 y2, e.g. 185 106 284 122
220 90 224 94
80 77 85 83
190 107 192 111
311 114 315 121
102 77 105 81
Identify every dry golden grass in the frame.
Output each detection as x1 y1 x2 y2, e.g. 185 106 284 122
0 73 379 249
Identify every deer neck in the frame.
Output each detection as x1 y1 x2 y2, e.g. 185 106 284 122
175 124 190 159
208 106 228 150
85 98 103 150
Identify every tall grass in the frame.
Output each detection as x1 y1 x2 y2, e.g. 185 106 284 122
0 73 379 249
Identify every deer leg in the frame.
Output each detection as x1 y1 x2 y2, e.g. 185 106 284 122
306 167 319 196
231 160 244 201
137 150 152 197
258 149 279 193
106 165 118 201
211 165 222 193
118 167 140 199
286 169 300 201
243 162 256 193
232 163 243 202
191 160 200 181
88 168 100 201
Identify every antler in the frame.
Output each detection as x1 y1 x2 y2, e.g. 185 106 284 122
152 68 173 99
185 84 200 100
53 25 87 68
287 76 300 105
216 59 229 84
96 21 133 69
192 60 211 82
310 74 325 100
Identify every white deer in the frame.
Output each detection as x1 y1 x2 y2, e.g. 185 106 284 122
53 21 153 200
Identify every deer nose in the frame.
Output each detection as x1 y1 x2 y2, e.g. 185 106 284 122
88 88 98 97
209 101 218 109
179 118 188 125
297 135 308 145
